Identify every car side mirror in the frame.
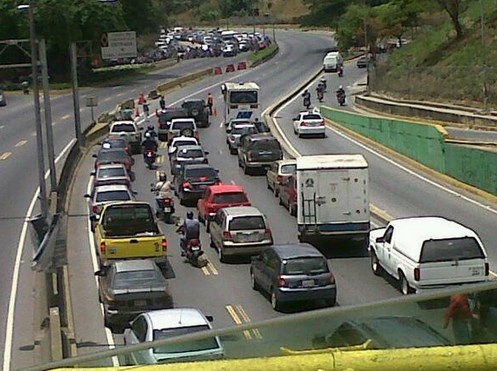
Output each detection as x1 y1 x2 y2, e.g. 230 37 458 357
292 117 298 121
206 315 214 322
92 154 97 158
84 194 91 198
90 171 96 176
90 214 100 222
139 127 144 130
94 269 106 277
376 236 385 243
204 151 210 155
226 128 232 133
215 169 220 173
170 184 175 190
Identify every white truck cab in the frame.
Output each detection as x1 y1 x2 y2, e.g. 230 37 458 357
369 216 489 295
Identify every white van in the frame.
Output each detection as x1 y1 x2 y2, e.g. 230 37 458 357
323 52 343 72
369 216 489 295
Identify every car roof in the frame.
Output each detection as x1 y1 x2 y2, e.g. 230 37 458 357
110 120 135 126
232 123 256 129
94 185 130 192
208 184 245 194
243 133 276 141
271 243 324 259
171 117 195 122
183 164 214 171
276 159 297 166
96 163 127 170
146 308 209 329
98 148 128 155
222 206 262 217
343 316 451 347
112 259 158 273
171 136 198 144
388 217 481 258
297 154 368 170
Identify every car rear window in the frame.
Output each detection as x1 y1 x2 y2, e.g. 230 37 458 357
232 126 257 135
173 140 197 148
283 257 329 275
178 149 204 158
185 168 216 179
153 325 219 354
112 270 162 289
111 124 135 132
420 237 486 263
229 91 258 104
280 164 296 174
249 139 281 151
98 167 126 178
99 151 128 161
171 121 194 130
96 190 131 203
302 114 322 120
213 192 248 204
229 216 265 230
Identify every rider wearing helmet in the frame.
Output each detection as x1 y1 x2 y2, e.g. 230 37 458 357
153 171 173 215
142 131 158 151
176 211 200 256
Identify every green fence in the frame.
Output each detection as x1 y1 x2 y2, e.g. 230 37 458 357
320 106 497 197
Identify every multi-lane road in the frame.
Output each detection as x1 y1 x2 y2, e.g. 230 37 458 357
2 29 497 369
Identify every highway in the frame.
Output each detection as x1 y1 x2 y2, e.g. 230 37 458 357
3 28 497 369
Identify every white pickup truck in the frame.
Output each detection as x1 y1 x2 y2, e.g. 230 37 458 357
369 216 489 295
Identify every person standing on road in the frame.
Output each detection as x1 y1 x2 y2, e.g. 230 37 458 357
443 293 478 344
159 95 166 110
207 92 214 115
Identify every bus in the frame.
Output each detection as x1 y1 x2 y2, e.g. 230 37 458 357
221 82 261 126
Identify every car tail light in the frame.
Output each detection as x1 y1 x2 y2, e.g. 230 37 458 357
162 238 168 252
300 121 308 127
202 158 208 164
182 182 192 189
264 228 272 239
250 104 258 108
329 272 336 285
163 198 172 205
414 268 420 281
320 120 325 126
92 205 100 214
485 262 489 276
278 276 288 287
125 146 129 152
230 104 238 109
100 242 106 254
222 231 232 240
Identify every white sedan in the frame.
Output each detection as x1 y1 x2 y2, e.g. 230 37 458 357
292 111 326 138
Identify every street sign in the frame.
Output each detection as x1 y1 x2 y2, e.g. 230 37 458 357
86 96 98 107
101 31 137 60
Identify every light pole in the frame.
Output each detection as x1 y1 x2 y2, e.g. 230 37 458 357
20 0 48 217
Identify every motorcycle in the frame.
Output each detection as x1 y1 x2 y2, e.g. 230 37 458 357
337 66 344 78
151 184 175 223
336 91 346 106
144 149 156 169
185 238 204 267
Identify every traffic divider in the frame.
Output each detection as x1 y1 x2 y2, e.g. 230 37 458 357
237 61 247 70
214 66 222 75
226 64 235 73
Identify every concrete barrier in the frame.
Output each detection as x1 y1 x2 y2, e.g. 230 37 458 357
355 94 497 128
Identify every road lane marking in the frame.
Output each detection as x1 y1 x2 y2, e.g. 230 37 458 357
15 140 28 147
226 305 251 340
61 114 70 120
0 125 4 129
160 141 167 149
117 92 124 97
103 96 112 102
31 131 36 137
205 258 218 275
226 305 260 340
201 266 210 276
236 305 262 339
156 155 164 164
0 152 12 160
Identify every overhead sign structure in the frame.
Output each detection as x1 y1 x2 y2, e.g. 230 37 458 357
101 31 137 60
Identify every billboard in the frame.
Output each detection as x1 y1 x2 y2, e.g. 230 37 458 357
101 31 137 60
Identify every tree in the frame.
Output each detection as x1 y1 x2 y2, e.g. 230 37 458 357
435 0 467 39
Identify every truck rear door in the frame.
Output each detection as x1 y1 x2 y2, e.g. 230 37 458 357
314 170 349 224
102 235 164 260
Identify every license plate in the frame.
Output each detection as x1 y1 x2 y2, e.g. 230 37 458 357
302 279 315 288
108 247 117 254
135 300 147 306
163 207 171 212
239 233 258 242
470 267 483 276
191 246 200 251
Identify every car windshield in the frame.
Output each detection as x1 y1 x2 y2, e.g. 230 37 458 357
232 126 257 135
283 257 329 275
95 190 131 203
229 216 265 230
153 325 219 354
97 167 126 178
171 121 194 130
229 91 258 104
111 269 163 290
280 164 296 174
177 148 203 159
213 192 248 204
111 124 135 132
250 139 281 150
302 114 322 120
420 237 486 263
185 168 217 179
98 151 128 161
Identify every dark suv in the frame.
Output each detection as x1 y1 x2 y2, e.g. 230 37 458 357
174 164 220 205
237 133 283 175
181 99 210 128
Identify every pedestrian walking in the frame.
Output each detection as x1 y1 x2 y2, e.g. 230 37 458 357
206 92 214 115
143 99 150 117
159 95 166 110
443 293 478 344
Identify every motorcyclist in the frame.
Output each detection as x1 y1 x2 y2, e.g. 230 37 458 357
316 83 324 102
152 172 173 214
145 125 158 139
337 65 344 77
176 211 200 256
142 132 158 159
302 89 311 109
336 85 346 105
320 78 327 91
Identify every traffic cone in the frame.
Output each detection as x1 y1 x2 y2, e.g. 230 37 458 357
135 106 140 118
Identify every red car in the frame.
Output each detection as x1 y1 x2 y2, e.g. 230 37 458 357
197 184 251 227
278 174 297 216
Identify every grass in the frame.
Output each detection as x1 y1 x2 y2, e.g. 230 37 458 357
248 45 279 64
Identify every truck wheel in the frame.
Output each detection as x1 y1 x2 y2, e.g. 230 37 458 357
399 271 412 295
371 251 382 276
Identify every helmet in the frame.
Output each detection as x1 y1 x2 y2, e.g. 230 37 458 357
339 85 343 90
320 78 326 82
186 211 194 219
159 172 167 182
145 132 151 138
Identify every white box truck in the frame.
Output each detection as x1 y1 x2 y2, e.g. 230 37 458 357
296 154 370 245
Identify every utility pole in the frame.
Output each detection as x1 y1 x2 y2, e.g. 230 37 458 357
28 0 48 218
70 43 84 147
39 38 57 191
